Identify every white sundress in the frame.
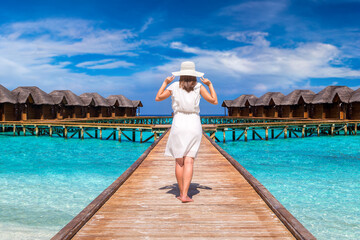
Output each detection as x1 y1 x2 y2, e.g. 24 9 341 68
164 81 203 159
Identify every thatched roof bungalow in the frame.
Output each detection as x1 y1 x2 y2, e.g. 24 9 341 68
349 88 360 119
310 86 353 119
11 86 55 120
254 92 285 117
80 93 111 118
221 95 257 117
0 84 17 121
280 90 315 118
50 90 87 119
106 95 142 117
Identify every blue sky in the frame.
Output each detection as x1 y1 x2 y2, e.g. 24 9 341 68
0 0 360 114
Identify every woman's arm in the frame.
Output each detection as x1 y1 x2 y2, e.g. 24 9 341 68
200 77 218 105
155 76 175 101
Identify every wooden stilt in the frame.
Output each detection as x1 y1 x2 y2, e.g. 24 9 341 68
331 124 334 136
2 124 4 132
35 126 39 136
95 129 98 138
317 125 320 136
154 131 158 141
99 128 102 140
252 130 255 140
132 129 136 142
302 125 305 138
355 124 358 135
244 128 248 142
271 129 274 139
344 124 347 136
140 129 143 143
232 129 235 141
23 125 26 136
64 126 68 139
210 131 216 140
13 124 16 136
265 127 268 141
118 128 122 142
113 131 116 140
49 125 53 137
284 127 287 139
223 129 226 143
81 127 84 140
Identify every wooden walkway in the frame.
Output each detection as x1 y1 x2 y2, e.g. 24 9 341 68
53 130 315 239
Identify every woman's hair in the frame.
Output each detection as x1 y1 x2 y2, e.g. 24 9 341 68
179 75 197 92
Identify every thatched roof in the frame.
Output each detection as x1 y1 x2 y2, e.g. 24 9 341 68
132 100 143 107
221 95 257 108
0 84 16 104
255 92 285 106
281 90 315 105
311 86 354 104
50 90 86 106
80 93 110 107
12 86 54 105
107 95 135 107
349 88 360 103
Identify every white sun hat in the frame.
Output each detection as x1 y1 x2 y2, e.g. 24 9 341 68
172 61 204 77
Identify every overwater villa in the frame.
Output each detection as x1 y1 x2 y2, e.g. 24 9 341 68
223 85 359 120
221 94 257 117
281 90 315 118
0 84 17 121
0 85 142 121
253 92 285 117
349 88 360 119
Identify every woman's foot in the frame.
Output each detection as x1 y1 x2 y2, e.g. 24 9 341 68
180 195 193 203
176 195 182 201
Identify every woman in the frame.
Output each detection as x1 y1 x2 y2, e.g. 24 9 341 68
155 61 218 203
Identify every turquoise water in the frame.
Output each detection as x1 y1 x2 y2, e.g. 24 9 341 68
0 134 151 240
219 135 360 239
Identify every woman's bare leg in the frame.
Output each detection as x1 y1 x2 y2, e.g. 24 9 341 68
180 156 194 203
175 158 184 199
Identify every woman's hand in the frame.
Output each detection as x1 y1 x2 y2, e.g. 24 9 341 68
200 76 211 86
164 75 175 85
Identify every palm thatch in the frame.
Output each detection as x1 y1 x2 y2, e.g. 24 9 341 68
222 95 257 107
80 93 110 107
107 95 135 107
221 100 233 107
0 84 16 104
311 86 354 104
281 90 315 105
12 86 54 105
255 92 285 106
132 100 143 107
50 90 87 106
349 88 360 103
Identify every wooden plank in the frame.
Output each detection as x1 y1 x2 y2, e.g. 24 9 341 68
52 130 315 240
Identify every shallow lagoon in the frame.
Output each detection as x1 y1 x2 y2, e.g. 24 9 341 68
0 134 151 240
219 135 360 239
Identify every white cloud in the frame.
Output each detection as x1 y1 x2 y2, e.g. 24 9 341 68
76 59 134 69
140 17 154 33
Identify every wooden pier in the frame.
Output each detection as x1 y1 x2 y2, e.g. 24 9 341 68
52 130 315 239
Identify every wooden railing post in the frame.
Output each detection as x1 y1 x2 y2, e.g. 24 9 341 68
265 127 269 141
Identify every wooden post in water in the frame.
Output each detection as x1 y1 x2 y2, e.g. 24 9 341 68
284 126 287 139
154 131 158 141
64 126 68 139
49 125 53 137
244 128 248 142
302 125 305 138
265 127 269 141
331 124 334 136
35 126 39 136
232 129 235 141
99 128 102 140
344 124 347 136
23 125 26 136
140 129 143 143
2 124 4 132
271 129 274 139
80 127 84 140
132 129 136 142
252 130 255 140
317 125 320 136
13 124 16 136
95 129 98 138
355 124 358 135
223 129 226 143
117 128 122 142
